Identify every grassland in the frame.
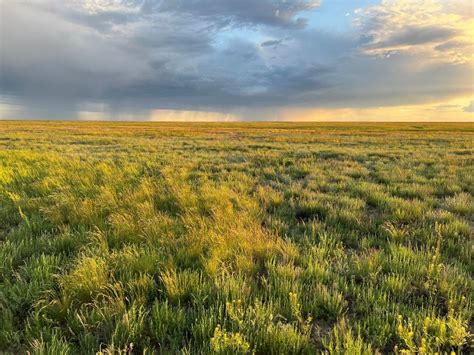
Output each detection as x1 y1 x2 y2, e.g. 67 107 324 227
0 121 472 354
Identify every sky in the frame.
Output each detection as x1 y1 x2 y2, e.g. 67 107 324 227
0 0 473 121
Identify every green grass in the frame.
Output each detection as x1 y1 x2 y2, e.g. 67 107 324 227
0 121 472 354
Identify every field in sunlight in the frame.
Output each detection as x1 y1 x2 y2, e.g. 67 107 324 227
0 122 472 353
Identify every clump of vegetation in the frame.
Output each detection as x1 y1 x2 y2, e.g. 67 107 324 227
210 325 251 354
0 122 472 353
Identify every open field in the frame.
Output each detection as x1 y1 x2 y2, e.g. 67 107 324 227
0 121 472 354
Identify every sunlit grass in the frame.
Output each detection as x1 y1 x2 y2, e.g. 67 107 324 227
0 121 472 353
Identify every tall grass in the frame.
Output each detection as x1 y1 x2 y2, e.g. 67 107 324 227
0 122 472 353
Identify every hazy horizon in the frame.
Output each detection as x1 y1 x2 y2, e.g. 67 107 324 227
1 0 473 122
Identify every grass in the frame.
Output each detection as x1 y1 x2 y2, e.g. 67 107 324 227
0 121 472 354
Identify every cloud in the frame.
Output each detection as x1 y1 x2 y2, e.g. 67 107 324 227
156 0 322 28
261 39 284 47
369 25 458 48
0 0 473 120
355 0 474 63
463 101 474 113
0 2 151 98
0 0 327 114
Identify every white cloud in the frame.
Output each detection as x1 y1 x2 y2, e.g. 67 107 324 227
355 0 474 64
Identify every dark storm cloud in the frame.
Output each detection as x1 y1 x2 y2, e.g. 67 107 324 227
0 0 326 116
0 2 212 100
